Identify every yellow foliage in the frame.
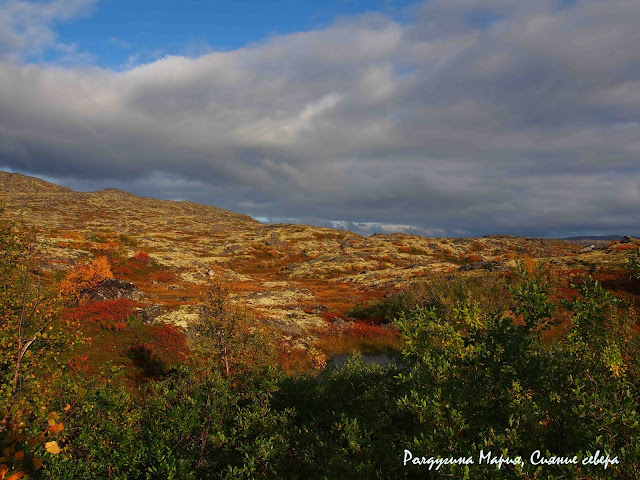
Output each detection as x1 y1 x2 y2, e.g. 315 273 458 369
44 441 61 455
308 347 327 372
59 257 113 302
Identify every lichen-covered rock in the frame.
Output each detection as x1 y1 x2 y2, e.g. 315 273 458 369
138 304 163 323
83 278 140 302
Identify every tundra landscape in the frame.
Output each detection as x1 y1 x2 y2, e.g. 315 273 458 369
2 170 636 361
2 171 640 479
2 0 640 478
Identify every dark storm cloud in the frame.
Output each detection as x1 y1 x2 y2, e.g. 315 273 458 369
1 0 639 237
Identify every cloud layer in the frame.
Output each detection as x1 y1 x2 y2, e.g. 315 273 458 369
1 0 639 237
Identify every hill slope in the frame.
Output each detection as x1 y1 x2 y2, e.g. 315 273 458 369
1 171 635 346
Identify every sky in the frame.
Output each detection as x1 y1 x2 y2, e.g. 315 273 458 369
0 0 639 238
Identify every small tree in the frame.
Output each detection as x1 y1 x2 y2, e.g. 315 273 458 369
195 281 264 377
1 206 66 477
0 207 57 395
623 246 640 279
509 262 554 364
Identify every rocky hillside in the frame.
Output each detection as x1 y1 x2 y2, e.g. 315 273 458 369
1 171 636 347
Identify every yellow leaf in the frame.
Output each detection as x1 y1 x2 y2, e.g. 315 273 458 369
12 451 23 461
64 404 71 411
47 419 56 427
0 464 8 480
47 412 58 421
49 422 64 435
32 457 43 470
44 441 61 455
6 472 26 480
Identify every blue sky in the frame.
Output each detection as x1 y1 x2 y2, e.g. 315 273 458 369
1 0 639 238
35 0 417 68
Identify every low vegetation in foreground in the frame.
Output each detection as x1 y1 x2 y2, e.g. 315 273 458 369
2 208 640 479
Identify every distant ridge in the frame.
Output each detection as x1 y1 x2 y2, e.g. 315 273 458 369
563 235 636 241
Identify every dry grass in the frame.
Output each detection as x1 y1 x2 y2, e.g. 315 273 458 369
314 322 404 357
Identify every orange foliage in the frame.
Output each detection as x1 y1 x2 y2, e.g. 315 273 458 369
277 348 311 375
612 243 639 251
523 255 534 272
91 238 123 259
59 257 113 302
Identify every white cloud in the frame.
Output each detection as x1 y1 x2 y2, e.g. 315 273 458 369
0 0 96 62
1 0 640 236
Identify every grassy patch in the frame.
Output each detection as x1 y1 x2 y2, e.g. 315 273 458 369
315 323 404 357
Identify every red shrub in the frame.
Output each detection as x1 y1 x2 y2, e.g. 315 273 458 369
151 270 176 283
134 324 188 364
112 265 132 276
64 299 135 331
68 354 91 375
350 322 393 338
132 251 151 263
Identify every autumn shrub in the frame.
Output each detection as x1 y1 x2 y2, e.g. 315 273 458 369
151 270 176 283
59 257 113 303
350 322 394 338
0 206 72 478
612 243 639 251
131 251 150 264
63 299 134 332
137 323 188 365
